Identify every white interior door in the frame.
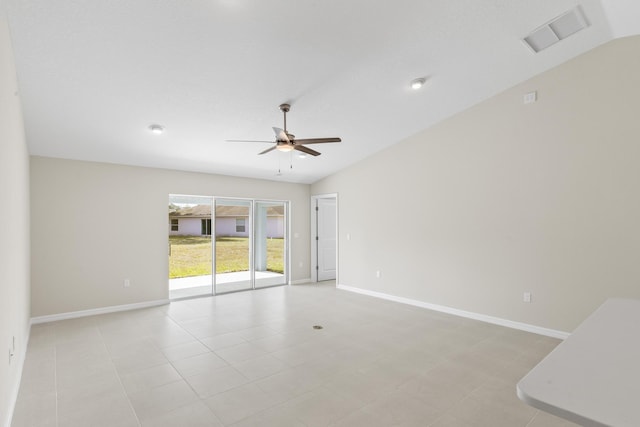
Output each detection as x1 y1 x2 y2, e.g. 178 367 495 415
316 197 337 281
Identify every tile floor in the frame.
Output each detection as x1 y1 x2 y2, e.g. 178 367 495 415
11 282 578 427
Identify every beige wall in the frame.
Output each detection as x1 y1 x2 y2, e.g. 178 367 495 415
0 8 30 427
312 36 640 333
30 157 311 317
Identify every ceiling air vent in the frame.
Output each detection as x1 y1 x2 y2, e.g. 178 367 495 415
523 7 589 53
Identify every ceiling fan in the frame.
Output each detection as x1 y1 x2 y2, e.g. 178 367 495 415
227 104 341 156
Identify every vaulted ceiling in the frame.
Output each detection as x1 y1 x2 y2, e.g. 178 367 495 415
4 0 640 183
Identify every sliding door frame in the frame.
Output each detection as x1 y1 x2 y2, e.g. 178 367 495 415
169 194 290 300
212 196 289 295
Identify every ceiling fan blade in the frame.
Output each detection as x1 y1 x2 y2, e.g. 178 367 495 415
294 145 321 156
294 137 341 145
272 127 290 142
226 139 274 143
258 145 277 155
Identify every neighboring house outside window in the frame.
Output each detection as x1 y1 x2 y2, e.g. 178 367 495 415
169 204 283 237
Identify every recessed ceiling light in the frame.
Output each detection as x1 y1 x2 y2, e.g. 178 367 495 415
148 124 164 134
410 77 426 90
298 153 307 159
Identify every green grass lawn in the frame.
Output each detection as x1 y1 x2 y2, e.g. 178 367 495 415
169 235 284 279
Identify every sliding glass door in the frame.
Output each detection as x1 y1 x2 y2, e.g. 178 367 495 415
214 199 253 294
254 201 287 289
168 195 213 299
168 195 288 298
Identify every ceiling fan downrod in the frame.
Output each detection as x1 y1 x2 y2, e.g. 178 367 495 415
279 103 290 135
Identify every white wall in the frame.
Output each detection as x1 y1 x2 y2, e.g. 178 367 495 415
0 7 30 427
30 158 311 317
312 36 640 333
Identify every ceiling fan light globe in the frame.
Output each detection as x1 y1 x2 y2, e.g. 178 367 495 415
276 144 294 152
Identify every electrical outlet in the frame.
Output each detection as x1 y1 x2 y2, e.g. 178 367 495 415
124 279 131 288
376 270 381 279
523 292 532 303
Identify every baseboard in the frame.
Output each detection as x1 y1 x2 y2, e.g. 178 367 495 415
336 284 570 340
31 299 170 325
5 320 31 427
289 278 312 285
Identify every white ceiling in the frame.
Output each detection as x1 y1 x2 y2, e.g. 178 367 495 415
4 0 640 184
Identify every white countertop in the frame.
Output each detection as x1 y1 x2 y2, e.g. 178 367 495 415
517 298 640 427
